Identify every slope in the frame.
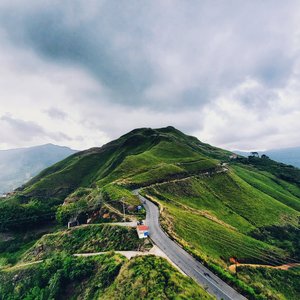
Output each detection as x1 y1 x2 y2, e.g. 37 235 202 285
0 254 213 300
1 126 300 299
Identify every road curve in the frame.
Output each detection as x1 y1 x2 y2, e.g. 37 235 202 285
134 190 247 300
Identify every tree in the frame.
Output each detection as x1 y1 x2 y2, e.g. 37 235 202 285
250 152 259 157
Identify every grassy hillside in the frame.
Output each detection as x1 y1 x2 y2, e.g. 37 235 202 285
22 224 149 262
1 126 300 299
142 164 300 298
0 127 224 231
102 255 213 300
237 266 300 300
0 254 213 300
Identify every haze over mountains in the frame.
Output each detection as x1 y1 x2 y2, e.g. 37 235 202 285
0 144 77 194
236 147 300 168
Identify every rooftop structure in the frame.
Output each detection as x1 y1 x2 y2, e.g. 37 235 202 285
137 225 149 239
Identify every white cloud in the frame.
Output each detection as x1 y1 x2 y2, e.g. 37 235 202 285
198 75 300 150
0 1 300 151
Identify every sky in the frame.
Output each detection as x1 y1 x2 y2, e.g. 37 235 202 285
0 1 300 151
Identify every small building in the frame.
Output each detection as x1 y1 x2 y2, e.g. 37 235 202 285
68 217 79 229
229 154 238 160
137 225 149 239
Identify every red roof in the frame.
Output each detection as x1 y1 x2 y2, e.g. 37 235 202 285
137 225 149 231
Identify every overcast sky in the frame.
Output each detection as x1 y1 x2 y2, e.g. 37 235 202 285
0 1 300 151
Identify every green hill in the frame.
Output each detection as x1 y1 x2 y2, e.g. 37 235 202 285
22 224 150 262
0 254 213 300
1 126 300 299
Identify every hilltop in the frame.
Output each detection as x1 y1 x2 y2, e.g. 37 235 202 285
0 126 300 299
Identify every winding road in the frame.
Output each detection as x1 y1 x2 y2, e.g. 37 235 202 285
134 190 247 300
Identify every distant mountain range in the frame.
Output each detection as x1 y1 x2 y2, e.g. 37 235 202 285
235 147 300 168
0 144 77 194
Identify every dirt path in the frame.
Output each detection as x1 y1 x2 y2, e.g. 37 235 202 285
73 245 184 274
5 246 182 274
2 260 44 271
108 221 137 227
229 262 300 273
146 167 228 190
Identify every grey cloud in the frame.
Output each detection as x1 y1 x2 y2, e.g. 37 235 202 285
0 115 71 142
0 1 300 150
0 115 45 140
0 1 155 106
216 125 279 145
45 108 67 120
4 1 297 111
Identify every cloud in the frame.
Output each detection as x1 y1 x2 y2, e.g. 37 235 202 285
0 114 71 148
197 77 300 150
4 1 298 109
45 108 67 120
0 115 46 140
0 1 300 150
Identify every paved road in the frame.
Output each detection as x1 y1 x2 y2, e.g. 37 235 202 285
134 190 247 300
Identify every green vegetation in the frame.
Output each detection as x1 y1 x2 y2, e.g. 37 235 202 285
0 237 36 267
0 254 212 300
251 224 300 260
1 126 300 299
22 224 148 262
142 167 300 299
235 155 300 187
0 127 223 230
233 165 300 211
101 183 140 206
0 253 125 300
237 266 300 300
103 255 213 300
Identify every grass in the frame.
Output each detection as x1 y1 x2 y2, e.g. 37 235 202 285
2 126 300 299
233 165 300 212
146 177 255 234
0 253 125 300
22 224 148 262
102 255 214 300
237 266 300 300
142 162 300 299
99 139 218 187
0 239 36 267
101 183 140 206
146 170 299 233
0 225 57 267
235 155 300 187
162 202 286 266
0 254 213 300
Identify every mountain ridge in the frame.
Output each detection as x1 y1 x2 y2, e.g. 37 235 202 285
0 126 299 299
